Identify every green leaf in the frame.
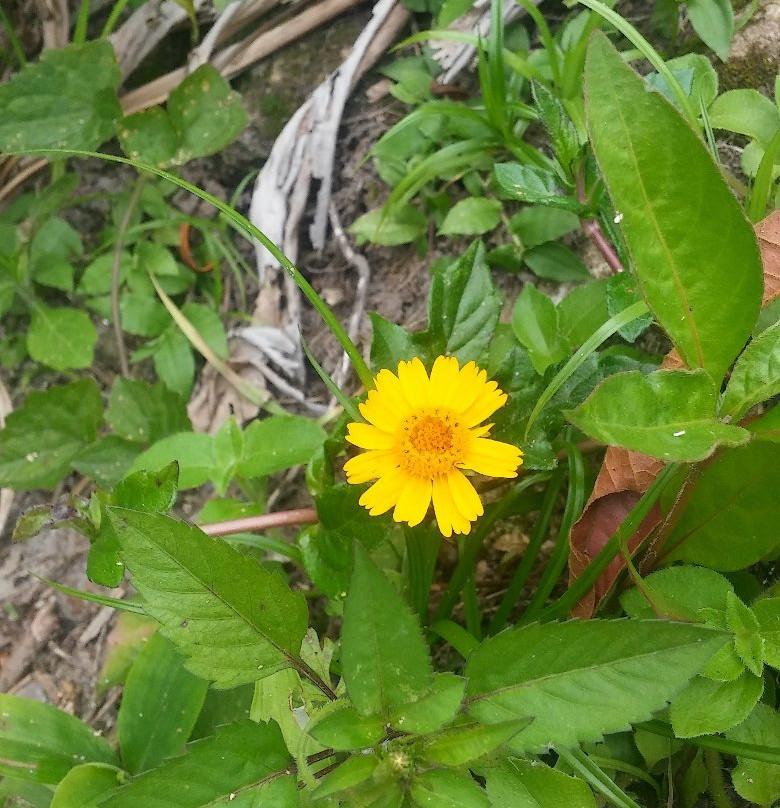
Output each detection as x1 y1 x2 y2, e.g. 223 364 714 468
107 379 190 445
426 241 502 363
558 279 610 348
369 312 421 371
685 0 734 60
532 81 581 173
97 721 297 808
725 591 763 677
112 463 179 513
311 754 381 802
118 632 208 773
130 433 214 489
484 759 597 808
0 693 117 784
390 673 465 735
511 285 567 375
0 379 103 489
584 32 762 382
119 65 247 167
494 163 564 205
51 763 124 808
423 718 533 766
410 769 489 808
350 205 427 246
439 197 502 236
108 508 309 688
341 544 433 716
0 40 121 151
148 329 196 396
708 89 780 145
508 207 579 249
523 242 590 282
28 305 97 370
238 416 326 479
753 598 780 669
307 703 386 750
72 437 142 488
565 370 750 461
721 322 780 418
670 673 763 737
465 620 728 752
181 302 228 359
727 703 780 806
662 441 780 569
606 273 653 343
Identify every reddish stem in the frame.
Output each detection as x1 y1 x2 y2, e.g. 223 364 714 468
199 507 318 537
576 173 626 276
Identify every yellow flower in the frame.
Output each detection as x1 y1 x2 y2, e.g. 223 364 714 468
343 356 523 537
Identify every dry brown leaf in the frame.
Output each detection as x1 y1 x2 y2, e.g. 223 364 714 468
756 210 780 306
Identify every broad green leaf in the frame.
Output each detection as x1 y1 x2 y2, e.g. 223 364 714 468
709 89 780 145
97 721 297 808
532 81 581 173
238 416 326 479
439 197 502 236
390 673 466 735
423 718 533 766
147 329 196 396
620 566 734 621
0 693 117 784
87 524 125 588
670 673 763 737
410 769 490 808
97 612 157 692
523 243 590 282
494 163 566 206
662 441 780 570
565 370 749 461
484 759 597 808
725 591 763 676
108 508 308 688
558 279 610 348
0 379 102 489
0 40 121 151
72 436 141 488
112 463 179 513
727 703 780 806
685 0 734 61
190 685 253 741
311 754 381 801
369 312 421 370
28 305 97 370
341 544 433 716
606 273 653 343
307 703 385 750
465 620 727 751
30 217 81 291
585 32 762 382
749 403 780 442
351 205 427 246
118 633 208 773
753 598 780 669
250 669 308 756
426 241 502 363
511 285 567 375
118 108 178 168
181 302 229 360
130 432 214 489
508 206 579 248
721 322 780 418
107 379 190 445
51 764 124 808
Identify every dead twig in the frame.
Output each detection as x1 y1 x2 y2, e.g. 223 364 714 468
199 507 318 537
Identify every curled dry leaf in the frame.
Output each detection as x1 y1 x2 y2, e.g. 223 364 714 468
567 211 779 616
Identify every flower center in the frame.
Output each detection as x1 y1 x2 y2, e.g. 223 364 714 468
399 409 466 479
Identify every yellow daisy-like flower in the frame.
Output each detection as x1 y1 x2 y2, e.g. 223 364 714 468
343 356 523 537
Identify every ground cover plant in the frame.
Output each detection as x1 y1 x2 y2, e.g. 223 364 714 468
0 0 779 806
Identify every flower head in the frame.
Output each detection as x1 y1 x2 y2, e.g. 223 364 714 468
344 356 523 537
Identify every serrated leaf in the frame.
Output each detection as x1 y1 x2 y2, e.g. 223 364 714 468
565 370 749 461
484 759 597 808
0 379 103 489
390 673 465 735
311 754 381 801
112 463 179 513
423 718 533 766
369 312 421 371
753 598 780 669
108 508 308 688
107 379 190 445
97 721 296 808
439 197 502 236
721 322 780 418
0 693 117 784
585 32 762 382
662 441 780 570
238 416 326 479
725 591 763 676
426 241 501 363
727 703 780 806
670 673 763 737
494 163 562 204
342 544 433 716
410 769 489 808
465 620 727 752
307 703 385 750
51 763 124 808
27 305 97 371
0 40 121 151
118 632 208 773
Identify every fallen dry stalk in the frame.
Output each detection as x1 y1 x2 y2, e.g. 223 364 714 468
199 507 318 536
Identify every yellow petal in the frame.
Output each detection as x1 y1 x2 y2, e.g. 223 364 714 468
449 361 488 415
460 384 507 427
429 355 461 406
374 369 413 417
359 466 408 515
447 470 484 521
396 357 430 409
463 437 523 478
346 423 396 451
392 475 432 527
359 390 403 432
432 475 471 536
344 449 398 484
